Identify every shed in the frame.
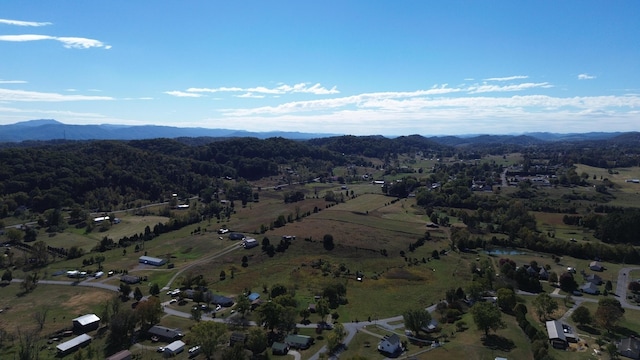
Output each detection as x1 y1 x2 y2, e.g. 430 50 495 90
139 255 167 266
56 334 92 355
272 342 289 355
164 340 185 356
72 314 100 333
247 292 260 301
243 238 258 249
229 232 245 241
618 337 640 359
545 320 567 349
106 350 132 360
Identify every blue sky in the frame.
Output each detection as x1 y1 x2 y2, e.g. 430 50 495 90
1 1 638 136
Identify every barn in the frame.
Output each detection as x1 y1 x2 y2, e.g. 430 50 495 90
139 256 167 266
72 314 100 333
56 334 92 356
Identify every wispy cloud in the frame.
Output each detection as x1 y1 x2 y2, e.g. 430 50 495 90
0 79 27 84
483 75 529 82
235 93 265 99
468 82 552 94
186 82 339 95
164 91 203 98
0 88 114 102
0 34 111 49
578 73 596 80
0 18 52 27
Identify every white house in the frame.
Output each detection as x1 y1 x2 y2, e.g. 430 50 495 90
378 334 402 355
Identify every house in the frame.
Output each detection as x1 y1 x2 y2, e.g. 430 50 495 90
212 294 234 307
229 332 246 347
72 314 100 333
164 340 185 356
585 274 603 285
106 350 132 360
147 325 183 342
228 232 245 241
120 275 141 284
580 282 600 295
247 292 260 302
243 238 258 249
545 320 568 349
139 255 167 266
56 334 92 356
272 342 290 355
590 261 604 272
285 334 314 350
378 334 403 355
539 268 549 280
618 337 640 359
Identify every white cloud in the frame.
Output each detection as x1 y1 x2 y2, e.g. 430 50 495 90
0 18 52 27
483 75 529 82
0 79 27 84
0 88 114 102
578 73 596 80
468 82 552 94
0 34 110 49
164 91 203 98
186 82 339 95
235 93 265 99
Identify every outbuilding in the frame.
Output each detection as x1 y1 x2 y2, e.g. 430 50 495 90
56 334 92 356
163 340 185 357
243 238 258 249
139 255 167 266
285 334 314 350
72 314 100 333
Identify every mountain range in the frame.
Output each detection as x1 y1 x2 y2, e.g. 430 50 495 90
0 119 635 145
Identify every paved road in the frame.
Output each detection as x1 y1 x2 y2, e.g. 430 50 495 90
615 267 640 310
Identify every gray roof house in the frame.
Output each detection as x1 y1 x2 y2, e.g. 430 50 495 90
618 337 640 359
545 320 567 349
580 282 600 295
590 261 604 272
148 325 183 342
585 274 603 285
285 334 314 350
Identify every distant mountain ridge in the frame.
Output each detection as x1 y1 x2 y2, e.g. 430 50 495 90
0 119 636 146
0 119 336 142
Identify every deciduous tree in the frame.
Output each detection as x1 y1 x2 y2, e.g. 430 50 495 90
595 298 624 333
403 308 432 336
186 321 228 360
532 293 558 321
571 306 592 326
470 301 505 337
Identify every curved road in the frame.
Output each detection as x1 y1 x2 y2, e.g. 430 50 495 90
12 262 640 359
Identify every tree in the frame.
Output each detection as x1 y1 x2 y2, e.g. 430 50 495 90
496 288 516 312
33 307 49 331
6 228 23 243
135 297 163 332
235 294 251 318
220 270 226 281
149 283 160 296
559 272 578 292
1 269 12 284
323 234 335 251
257 301 285 331
94 255 106 270
470 301 505 337
20 272 39 293
106 308 136 353
30 241 49 267
403 308 432 336
595 298 624 333
326 323 347 352
191 306 202 322
532 293 558 321
221 342 247 360
571 306 593 326
133 287 143 302
316 298 330 321
186 321 228 360
119 283 131 300
246 327 268 357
